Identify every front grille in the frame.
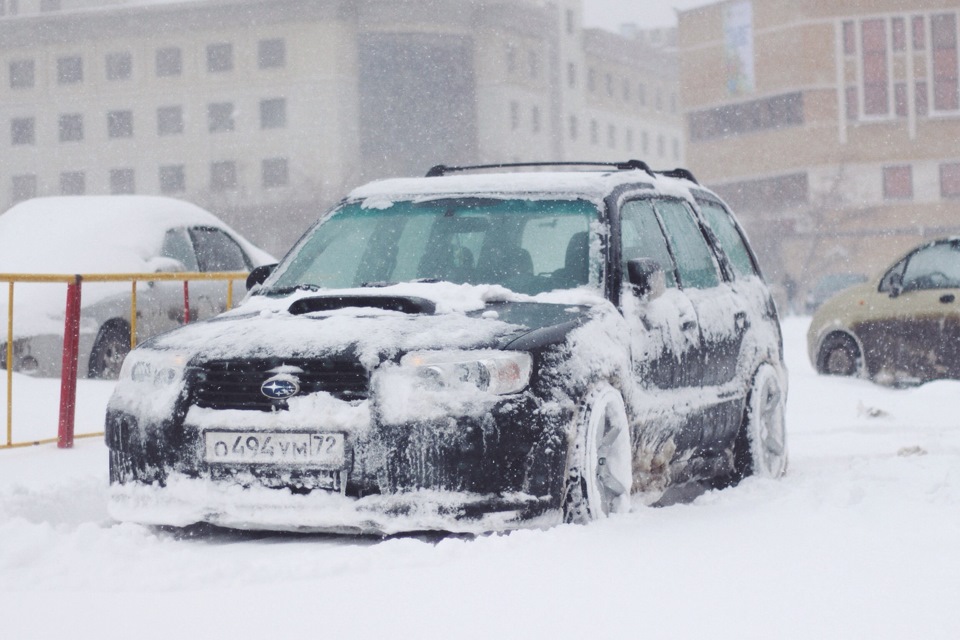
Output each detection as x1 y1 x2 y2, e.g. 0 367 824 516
188 358 369 411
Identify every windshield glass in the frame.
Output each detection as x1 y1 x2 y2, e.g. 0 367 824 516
266 197 598 296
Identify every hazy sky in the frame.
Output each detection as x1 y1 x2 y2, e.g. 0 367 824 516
582 0 719 31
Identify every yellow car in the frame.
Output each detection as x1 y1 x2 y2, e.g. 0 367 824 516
808 237 960 385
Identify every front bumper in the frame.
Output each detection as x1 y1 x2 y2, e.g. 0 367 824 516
107 476 558 535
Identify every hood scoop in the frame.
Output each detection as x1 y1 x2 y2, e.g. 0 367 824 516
288 295 437 316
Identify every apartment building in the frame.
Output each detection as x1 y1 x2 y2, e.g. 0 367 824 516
0 0 682 254
679 0 960 297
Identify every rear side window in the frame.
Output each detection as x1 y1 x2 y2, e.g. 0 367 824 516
620 199 677 288
654 199 720 289
189 227 250 271
161 228 199 271
698 200 757 278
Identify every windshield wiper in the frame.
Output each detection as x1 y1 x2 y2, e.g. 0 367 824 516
361 278 441 288
267 283 322 296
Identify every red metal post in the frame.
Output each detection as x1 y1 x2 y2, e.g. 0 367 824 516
183 280 191 324
57 277 82 449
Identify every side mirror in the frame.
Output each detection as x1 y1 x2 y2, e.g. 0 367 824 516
627 258 666 300
888 273 903 299
246 263 277 291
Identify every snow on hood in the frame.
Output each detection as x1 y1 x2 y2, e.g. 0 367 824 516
146 281 603 368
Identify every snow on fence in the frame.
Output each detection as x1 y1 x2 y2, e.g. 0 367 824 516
1 271 247 450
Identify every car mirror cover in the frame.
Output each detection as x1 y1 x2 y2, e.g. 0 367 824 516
627 258 665 300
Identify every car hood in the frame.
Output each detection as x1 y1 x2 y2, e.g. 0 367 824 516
144 282 601 368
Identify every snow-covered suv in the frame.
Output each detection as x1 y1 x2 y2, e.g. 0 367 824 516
105 161 787 534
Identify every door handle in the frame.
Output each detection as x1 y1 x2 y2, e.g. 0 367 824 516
940 294 955 304
734 311 750 330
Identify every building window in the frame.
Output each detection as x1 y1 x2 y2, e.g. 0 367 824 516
506 45 517 73
262 157 288 188
57 56 83 84
638 83 646 106
625 128 634 151
12 174 37 202
862 18 889 116
587 68 596 92
568 115 578 140
206 43 233 73
607 124 616 148
40 0 60 10
159 164 186 194
641 130 649 153
846 86 859 120
531 106 540 133
931 13 959 112
657 134 665 157
589 119 598 145
208 102 235 132
258 38 286 69
9 59 34 89
567 62 576 88
509 101 519 130
940 162 960 198
566 8 575 35
11 117 34 145
916 81 929 116
59 113 83 142
688 92 805 141
670 94 678 114
605 73 613 96
883 165 913 200
892 17 906 52
210 161 237 191
110 168 135 194
157 106 183 136
842 21 856 55
156 47 182 77
672 138 681 160
912 15 926 50
60 171 85 195
528 51 539 80
107 110 133 138
106 52 132 81
259 98 286 129
895 83 908 117
622 79 631 101
655 89 663 111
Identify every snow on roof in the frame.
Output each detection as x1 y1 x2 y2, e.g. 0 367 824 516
0 195 271 274
347 169 701 204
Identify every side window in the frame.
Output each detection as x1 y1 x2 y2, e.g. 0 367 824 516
901 242 960 291
160 228 199 271
654 199 721 289
878 257 907 293
189 227 251 272
698 200 757 278
620 199 677 288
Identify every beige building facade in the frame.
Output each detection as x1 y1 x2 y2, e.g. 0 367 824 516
1 0 682 254
679 0 960 301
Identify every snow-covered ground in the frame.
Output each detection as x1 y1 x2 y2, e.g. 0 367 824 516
1 316 958 638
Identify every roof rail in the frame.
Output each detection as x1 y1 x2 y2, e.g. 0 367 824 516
426 160 657 179
656 168 699 184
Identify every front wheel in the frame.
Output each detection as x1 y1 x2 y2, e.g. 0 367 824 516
89 322 131 379
816 332 862 377
733 364 788 481
563 384 633 524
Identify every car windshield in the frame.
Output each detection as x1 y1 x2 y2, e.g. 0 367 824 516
265 197 598 296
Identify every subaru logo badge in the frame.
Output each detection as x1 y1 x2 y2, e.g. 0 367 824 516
261 376 300 400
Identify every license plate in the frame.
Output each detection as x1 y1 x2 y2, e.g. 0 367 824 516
204 431 346 468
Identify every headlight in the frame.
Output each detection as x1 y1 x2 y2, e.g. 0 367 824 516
119 349 188 386
400 350 532 395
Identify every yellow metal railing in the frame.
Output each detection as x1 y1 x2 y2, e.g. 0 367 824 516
2 271 248 450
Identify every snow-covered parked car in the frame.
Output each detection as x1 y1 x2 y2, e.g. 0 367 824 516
106 161 787 534
0 196 274 379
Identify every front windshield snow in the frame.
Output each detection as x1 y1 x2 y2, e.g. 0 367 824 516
266 197 598 296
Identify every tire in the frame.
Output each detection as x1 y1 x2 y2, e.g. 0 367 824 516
732 364 788 481
89 322 131 379
563 384 633 524
816 332 862 377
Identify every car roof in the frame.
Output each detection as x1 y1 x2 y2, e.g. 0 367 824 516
0 195 271 274
347 169 707 206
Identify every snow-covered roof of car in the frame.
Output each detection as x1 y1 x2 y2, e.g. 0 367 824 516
0 195 272 274
347 169 701 205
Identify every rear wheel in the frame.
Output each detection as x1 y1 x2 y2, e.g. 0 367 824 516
816 332 862 377
733 364 788 481
563 384 633 524
89 322 131 379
